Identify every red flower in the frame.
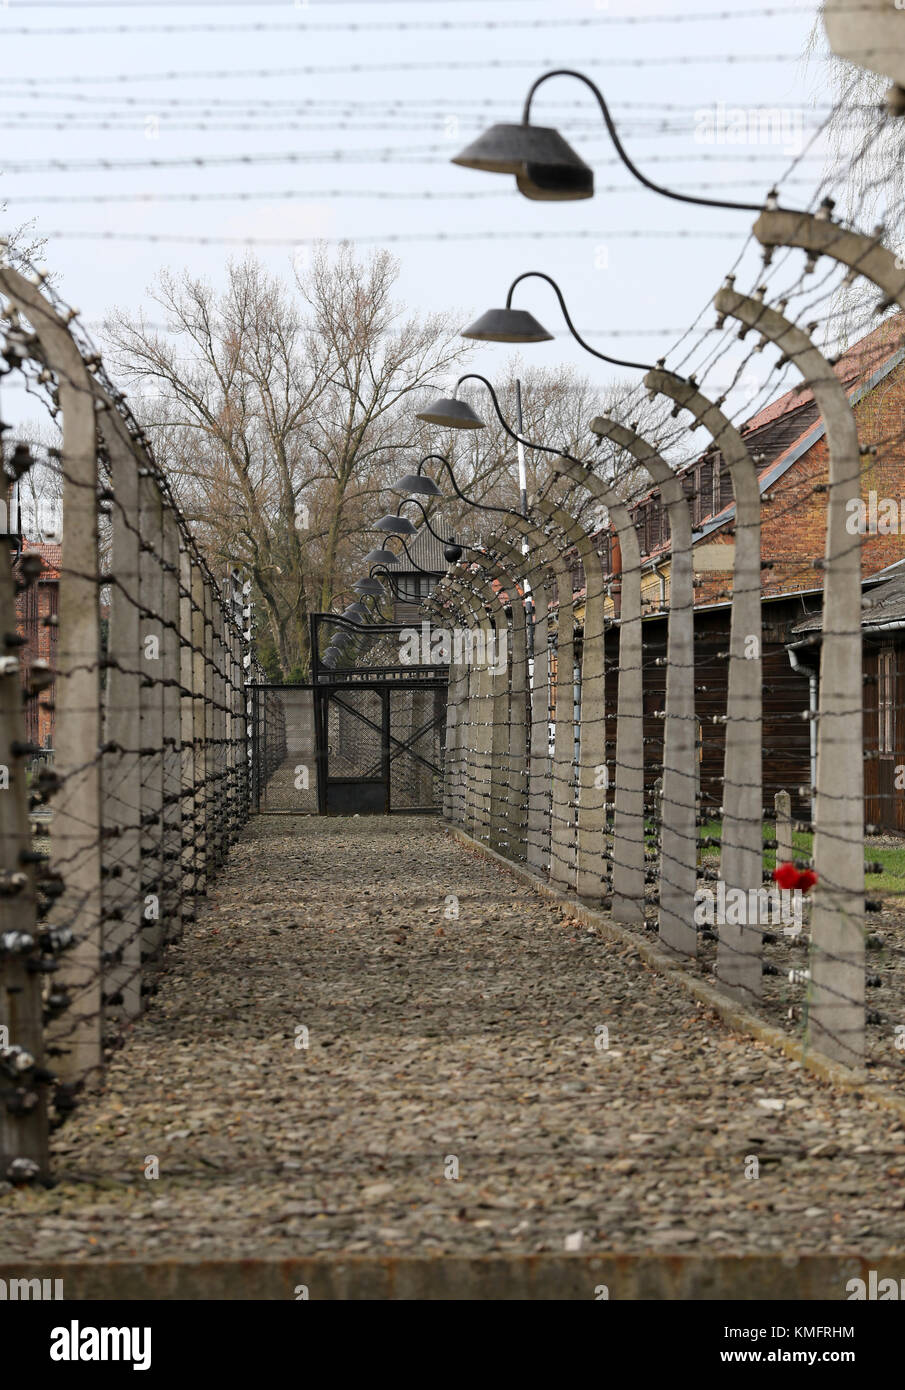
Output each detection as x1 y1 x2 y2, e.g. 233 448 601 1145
772 862 818 893
772 862 799 890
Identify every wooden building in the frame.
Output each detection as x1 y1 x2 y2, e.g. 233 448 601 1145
390 526 448 624
793 563 905 834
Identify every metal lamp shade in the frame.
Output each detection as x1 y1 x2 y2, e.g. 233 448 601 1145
393 472 443 496
451 122 593 201
444 543 464 563
461 306 554 343
364 547 400 566
516 162 593 202
374 514 418 534
415 396 485 430
353 577 385 596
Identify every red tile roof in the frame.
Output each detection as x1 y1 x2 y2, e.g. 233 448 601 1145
18 539 61 581
741 312 905 435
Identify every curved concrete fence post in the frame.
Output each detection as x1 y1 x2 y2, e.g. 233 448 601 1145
488 524 555 877
715 284 866 1067
474 550 530 865
0 267 105 1083
428 580 462 824
548 460 645 927
442 590 472 829
424 590 462 824
441 576 479 832
448 575 495 848
644 368 763 989
587 420 698 949
95 402 145 1020
468 566 514 855
506 513 577 891
753 209 905 307
441 573 484 837
488 534 548 872
531 486 610 903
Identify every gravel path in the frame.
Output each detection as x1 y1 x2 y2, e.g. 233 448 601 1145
3 814 905 1261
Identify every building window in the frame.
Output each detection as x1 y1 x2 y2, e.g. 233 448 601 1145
879 648 896 755
648 497 662 551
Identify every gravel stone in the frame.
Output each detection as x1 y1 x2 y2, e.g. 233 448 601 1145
4 815 905 1261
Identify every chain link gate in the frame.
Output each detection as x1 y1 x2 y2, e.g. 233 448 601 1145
249 615 448 815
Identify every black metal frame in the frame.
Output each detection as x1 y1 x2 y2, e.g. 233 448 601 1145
314 672 448 815
248 608 449 816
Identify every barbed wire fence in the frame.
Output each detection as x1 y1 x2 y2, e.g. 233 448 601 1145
0 255 258 1183
425 53 905 1086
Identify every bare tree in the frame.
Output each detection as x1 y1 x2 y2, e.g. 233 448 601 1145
0 216 48 272
103 248 471 677
295 244 470 614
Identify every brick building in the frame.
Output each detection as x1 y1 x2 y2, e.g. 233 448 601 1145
560 313 905 828
15 539 60 751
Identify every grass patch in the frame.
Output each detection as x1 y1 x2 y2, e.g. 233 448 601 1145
696 820 905 896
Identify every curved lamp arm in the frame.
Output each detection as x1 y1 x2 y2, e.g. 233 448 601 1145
417 450 512 515
506 270 651 372
456 372 596 480
523 69 764 214
396 495 456 546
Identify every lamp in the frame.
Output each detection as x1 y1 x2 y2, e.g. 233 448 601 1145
374 514 418 535
364 546 400 566
452 68 762 212
394 449 512 516
392 472 443 496
460 305 553 344
451 120 593 202
461 270 651 371
415 395 485 430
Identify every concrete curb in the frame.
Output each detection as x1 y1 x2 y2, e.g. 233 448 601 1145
447 826 905 1124
0 1253 896 1300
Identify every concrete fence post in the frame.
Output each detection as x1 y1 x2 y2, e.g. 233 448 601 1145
0 533 50 1180
533 484 610 903
505 514 576 891
469 554 528 861
98 410 143 1020
589 418 698 954
138 470 165 963
490 535 552 877
715 281 865 1065
774 789 793 864
0 267 105 1085
178 542 197 912
160 501 183 942
643 369 763 989
545 463 645 927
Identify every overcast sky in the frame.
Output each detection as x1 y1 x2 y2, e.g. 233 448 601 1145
0 0 851 437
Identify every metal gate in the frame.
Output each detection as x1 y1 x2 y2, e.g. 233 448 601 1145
315 674 447 814
248 613 449 815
